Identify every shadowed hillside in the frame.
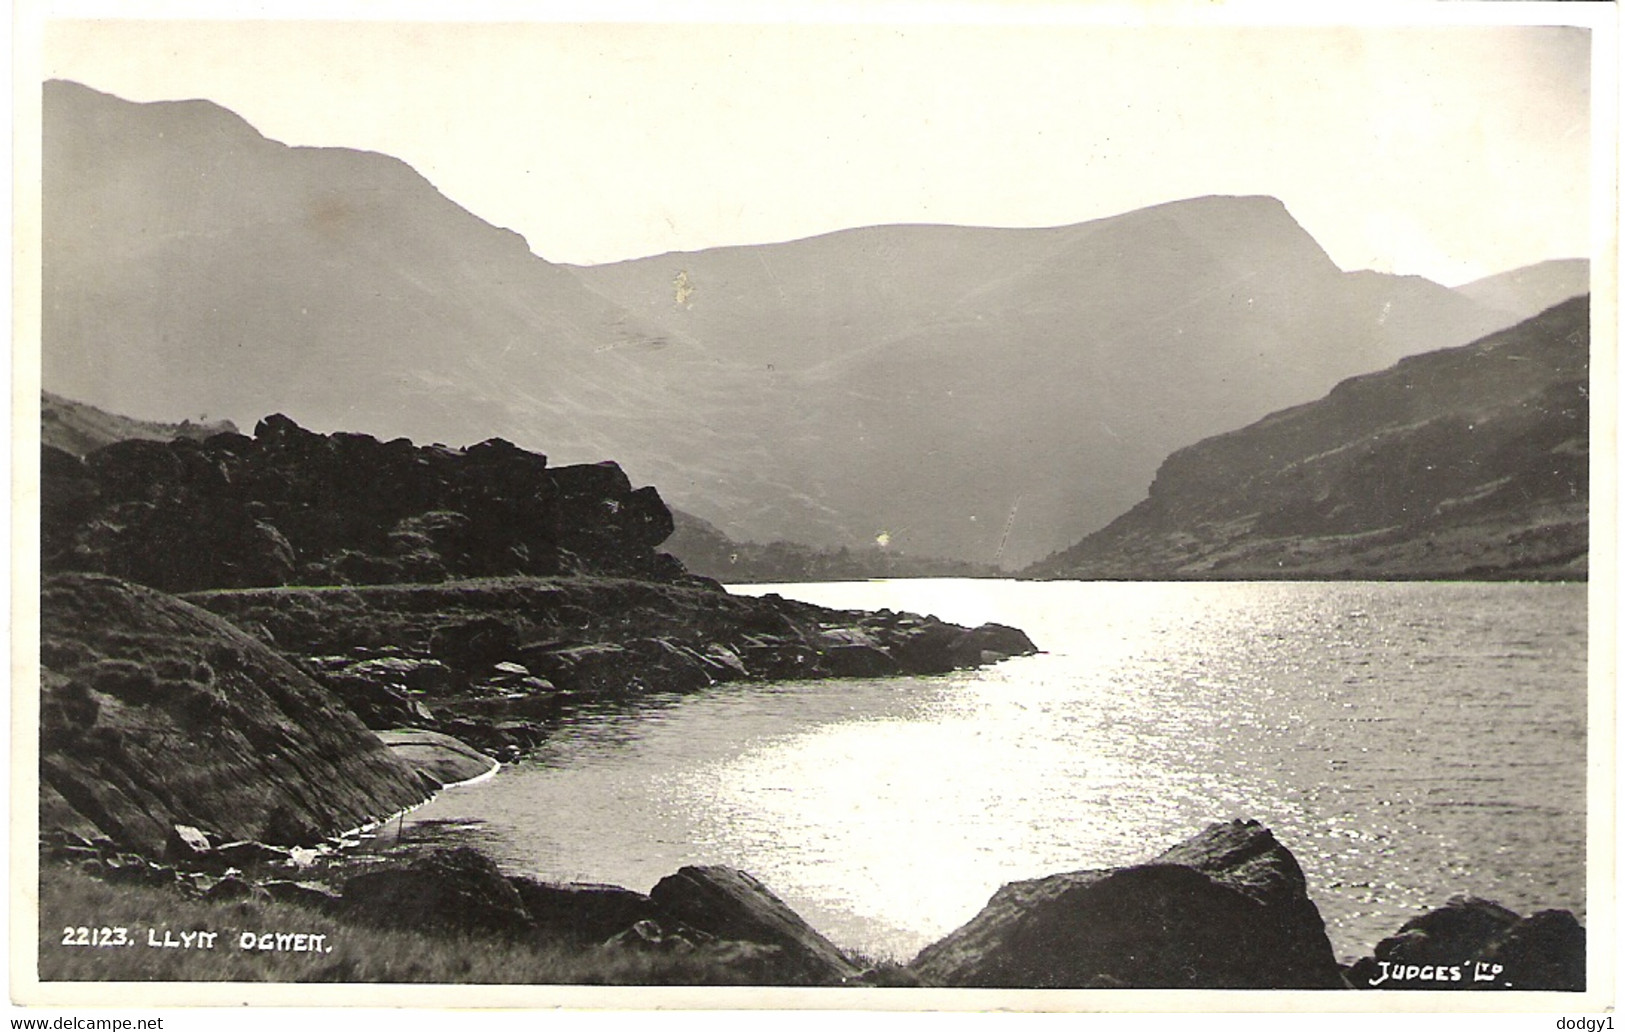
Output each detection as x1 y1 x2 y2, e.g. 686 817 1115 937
1025 297 1589 581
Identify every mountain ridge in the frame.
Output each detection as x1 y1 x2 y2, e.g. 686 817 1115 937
46 78 1561 566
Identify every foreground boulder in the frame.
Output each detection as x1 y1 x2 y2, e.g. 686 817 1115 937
339 847 536 938
507 879 670 947
909 820 1342 988
650 865 860 985
39 573 428 854
1347 896 1585 991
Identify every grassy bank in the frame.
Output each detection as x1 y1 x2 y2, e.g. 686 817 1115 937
38 863 793 985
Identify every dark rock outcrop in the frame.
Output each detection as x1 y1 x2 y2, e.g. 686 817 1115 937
1027 297 1589 581
39 572 428 854
947 623 1036 666
650 865 861 985
43 414 686 593
909 820 1342 989
1347 896 1585 991
339 847 536 938
507 879 670 947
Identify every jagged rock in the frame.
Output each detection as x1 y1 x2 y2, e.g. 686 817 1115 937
623 637 715 693
165 824 214 863
1373 896 1521 968
340 847 535 937
45 415 684 592
429 618 522 675
1348 896 1585 991
182 575 1037 771
1150 818 1340 979
818 643 901 678
735 636 820 679
520 643 643 694
885 621 966 674
697 644 750 681
649 865 860 985
908 820 1342 988
508 878 670 947
1485 910 1586 991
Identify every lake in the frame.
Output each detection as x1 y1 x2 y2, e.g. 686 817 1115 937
394 579 1587 963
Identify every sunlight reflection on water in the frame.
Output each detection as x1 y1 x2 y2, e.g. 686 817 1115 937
399 580 1586 962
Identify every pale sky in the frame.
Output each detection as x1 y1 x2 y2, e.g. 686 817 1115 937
40 10 1600 284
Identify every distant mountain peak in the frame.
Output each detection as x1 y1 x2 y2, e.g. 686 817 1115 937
46 77 272 146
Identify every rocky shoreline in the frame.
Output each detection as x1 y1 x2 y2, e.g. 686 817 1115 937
182 575 1038 761
39 818 1585 989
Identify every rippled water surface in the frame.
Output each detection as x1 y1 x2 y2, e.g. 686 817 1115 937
398 580 1587 961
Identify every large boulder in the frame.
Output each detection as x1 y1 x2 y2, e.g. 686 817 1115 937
507 879 670 947
908 820 1343 988
339 847 535 938
1347 896 1585 991
649 865 860 985
947 623 1039 666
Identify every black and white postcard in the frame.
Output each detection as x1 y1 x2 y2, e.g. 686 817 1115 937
11 0 1617 1018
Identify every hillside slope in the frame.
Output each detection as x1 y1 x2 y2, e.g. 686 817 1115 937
1455 259 1589 323
1025 297 1589 580
42 390 238 457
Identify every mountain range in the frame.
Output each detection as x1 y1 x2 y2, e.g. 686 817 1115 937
44 79 1584 567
